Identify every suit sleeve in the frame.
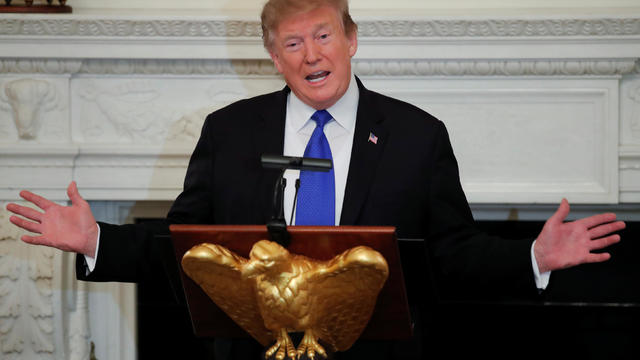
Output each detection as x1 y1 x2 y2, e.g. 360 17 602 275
425 121 538 299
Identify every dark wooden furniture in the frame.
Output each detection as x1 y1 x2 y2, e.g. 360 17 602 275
0 1 71 13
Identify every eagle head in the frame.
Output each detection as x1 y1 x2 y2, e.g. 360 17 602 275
241 240 291 278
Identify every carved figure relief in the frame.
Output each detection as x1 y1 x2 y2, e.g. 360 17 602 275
78 81 169 143
77 81 245 145
167 89 245 143
1 78 58 140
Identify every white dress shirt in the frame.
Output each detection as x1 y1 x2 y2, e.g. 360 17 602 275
282 73 359 225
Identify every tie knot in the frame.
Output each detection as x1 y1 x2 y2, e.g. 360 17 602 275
311 110 332 129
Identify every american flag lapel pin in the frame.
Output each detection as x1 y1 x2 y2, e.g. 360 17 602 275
368 132 378 144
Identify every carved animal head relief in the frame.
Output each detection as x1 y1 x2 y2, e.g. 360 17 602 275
4 79 55 140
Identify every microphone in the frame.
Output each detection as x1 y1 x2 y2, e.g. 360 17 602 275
261 154 333 247
261 154 332 172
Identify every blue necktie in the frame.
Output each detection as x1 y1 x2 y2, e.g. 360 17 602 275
296 110 335 226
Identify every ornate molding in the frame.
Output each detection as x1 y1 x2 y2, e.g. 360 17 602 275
1 17 640 38
0 207 22 355
0 58 636 76
27 242 55 355
78 59 279 76
352 59 637 77
0 59 82 74
0 18 263 38
0 58 278 76
0 205 56 358
356 18 640 38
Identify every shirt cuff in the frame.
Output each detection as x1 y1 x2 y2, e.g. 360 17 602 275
531 240 551 290
83 223 100 274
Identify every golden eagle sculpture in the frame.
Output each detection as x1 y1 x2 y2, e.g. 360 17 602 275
181 239 389 360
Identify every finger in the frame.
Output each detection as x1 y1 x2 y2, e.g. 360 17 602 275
583 252 611 264
589 220 626 239
67 181 84 206
9 215 42 234
548 198 570 224
19 190 56 211
576 212 618 229
588 234 621 251
5 203 43 222
21 234 59 250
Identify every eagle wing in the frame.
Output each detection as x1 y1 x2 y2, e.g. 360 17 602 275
307 246 389 351
181 243 273 345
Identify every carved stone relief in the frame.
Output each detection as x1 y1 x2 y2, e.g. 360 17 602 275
0 205 91 360
0 59 83 75
3 78 54 139
73 79 277 145
166 88 247 143
0 204 55 359
0 78 68 143
76 80 170 143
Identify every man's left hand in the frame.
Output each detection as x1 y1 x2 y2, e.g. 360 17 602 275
534 198 626 273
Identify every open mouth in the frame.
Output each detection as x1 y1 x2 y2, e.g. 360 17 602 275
306 71 330 83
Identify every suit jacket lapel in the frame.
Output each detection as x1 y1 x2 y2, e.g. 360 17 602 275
252 86 289 157
340 77 389 225
252 86 290 223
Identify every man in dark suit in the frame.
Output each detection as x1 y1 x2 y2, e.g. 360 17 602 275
6 0 626 358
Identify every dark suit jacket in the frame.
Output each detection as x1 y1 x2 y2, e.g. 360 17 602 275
78 77 537 358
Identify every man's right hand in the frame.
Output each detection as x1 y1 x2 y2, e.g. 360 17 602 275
5 181 98 258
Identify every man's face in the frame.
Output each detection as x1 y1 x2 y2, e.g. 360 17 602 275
268 6 357 110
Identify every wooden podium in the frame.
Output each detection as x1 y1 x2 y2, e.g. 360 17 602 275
169 224 413 341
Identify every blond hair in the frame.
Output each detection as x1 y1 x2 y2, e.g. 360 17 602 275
261 0 357 49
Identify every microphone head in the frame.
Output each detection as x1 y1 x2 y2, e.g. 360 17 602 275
261 154 331 172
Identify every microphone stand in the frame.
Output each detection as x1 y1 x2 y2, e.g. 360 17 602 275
261 154 332 248
267 168 289 247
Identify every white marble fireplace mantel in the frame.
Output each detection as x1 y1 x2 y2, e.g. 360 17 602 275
1 10 640 360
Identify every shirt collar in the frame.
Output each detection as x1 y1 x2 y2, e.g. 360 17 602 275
288 73 359 133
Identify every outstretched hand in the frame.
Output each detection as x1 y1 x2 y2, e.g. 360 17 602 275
534 198 625 273
5 181 98 258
